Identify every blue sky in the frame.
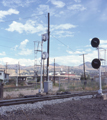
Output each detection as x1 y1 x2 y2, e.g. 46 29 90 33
0 0 107 66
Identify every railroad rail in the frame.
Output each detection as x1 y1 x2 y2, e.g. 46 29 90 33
0 91 101 107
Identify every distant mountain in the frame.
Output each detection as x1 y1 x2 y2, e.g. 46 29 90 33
79 62 92 68
4 64 33 70
50 63 60 66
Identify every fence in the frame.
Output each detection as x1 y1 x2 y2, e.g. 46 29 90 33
57 79 107 92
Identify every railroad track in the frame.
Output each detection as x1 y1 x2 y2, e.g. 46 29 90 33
0 91 101 107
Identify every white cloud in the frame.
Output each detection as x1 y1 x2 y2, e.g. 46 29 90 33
49 49 99 66
20 39 29 49
49 55 83 66
11 39 33 56
100 40 107 44
6 20 46 34
55 24 76 30
37 5 49 14
18 39 32 56
12 45 18 51
0 9 19 20
85 48 92 52
68 4 86 11
66 50 73 54
51 23 76 31
74 0 81 3
66 50 86 55
75 51 85 54
51 0 65 8
0 52 6 56
18 49 32 56
100 44 107 49
85 45 91 47
0 57 34 66
0 49 100 66
59 11 64 14
2 0 36 8
50 23 76 37
53 31 74 37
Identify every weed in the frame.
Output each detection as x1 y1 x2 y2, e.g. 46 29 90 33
18 93 24 97
5 94 12 99
53 83 59 87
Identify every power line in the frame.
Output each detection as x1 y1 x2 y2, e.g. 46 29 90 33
0 13 46 23
51 34 74 52
0 34 34 48
0 44 34 52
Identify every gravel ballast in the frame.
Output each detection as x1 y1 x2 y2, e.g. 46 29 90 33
0 96 107 120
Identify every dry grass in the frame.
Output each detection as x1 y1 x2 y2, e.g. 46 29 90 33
4 84 16 88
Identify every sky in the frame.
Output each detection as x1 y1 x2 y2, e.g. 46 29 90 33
0 0 107 66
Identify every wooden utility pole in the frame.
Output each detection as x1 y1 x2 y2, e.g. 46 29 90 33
6 62 7 73
80 54 87 80
18 62 20 76
47 13 50 81
68 66 69 82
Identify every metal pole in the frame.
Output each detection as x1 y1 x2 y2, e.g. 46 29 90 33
68 66 69 82
16 64 18 86
43 60 44 88
47 13 50 82
54 58 55 85
40 41 43 93
6 62 7 74
104 49 106 72
18 62 20 76
83 54 86 80
59 77 60 91
98 46 103 94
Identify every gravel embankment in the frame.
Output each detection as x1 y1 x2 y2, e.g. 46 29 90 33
0 96 107 120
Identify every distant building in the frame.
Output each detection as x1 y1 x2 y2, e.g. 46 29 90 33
94 72 107 84
0 70 9 83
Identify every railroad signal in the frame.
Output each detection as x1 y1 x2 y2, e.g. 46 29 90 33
91 37 101 69
42 33 48 42
91 58 101 69
42 52 48 60
91 37 100 48
91 37 103 94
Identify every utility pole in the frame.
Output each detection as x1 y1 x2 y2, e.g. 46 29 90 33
6 62 8 74
80 54 87 80
16 64 18 86
18 62 20 76
68 66 69 82
54 59 55 85
47 13 50 81
104 49 107 72
43 60 45 88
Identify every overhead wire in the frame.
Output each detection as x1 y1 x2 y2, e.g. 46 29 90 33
0 44 33 51
0 36 33 47
50 34 74 52
0 13 46 23
0 13 75 54
0 13 48 53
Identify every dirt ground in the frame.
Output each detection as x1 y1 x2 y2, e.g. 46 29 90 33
3 87 59 99
0 97 107 120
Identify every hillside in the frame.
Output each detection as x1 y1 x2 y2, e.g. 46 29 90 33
0 62 103 76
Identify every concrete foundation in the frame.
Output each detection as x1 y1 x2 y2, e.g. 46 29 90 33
102 94 107 100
